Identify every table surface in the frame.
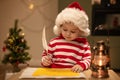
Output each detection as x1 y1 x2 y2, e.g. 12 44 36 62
7 68 120 80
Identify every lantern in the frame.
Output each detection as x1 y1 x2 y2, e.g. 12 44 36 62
91 40 110 78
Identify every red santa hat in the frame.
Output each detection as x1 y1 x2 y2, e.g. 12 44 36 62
53 2 90 37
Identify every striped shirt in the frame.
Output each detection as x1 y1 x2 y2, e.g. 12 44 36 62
41 35 91 70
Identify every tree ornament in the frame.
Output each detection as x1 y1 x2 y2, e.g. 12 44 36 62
2 46 6 52
21 33 25 37
21 39 25 43
9 57 12 61
8 38 13 44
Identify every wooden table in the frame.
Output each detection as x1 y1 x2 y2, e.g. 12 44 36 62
7 68 120 80
0 64 5 80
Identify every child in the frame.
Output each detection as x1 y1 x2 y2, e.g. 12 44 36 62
41 2 91 73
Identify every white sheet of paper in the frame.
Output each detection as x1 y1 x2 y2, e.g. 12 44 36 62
19 67 86 79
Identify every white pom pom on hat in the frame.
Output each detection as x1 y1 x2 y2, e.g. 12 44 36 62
53 2 90 37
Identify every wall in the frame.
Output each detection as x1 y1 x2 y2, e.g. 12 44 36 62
0 0 58 66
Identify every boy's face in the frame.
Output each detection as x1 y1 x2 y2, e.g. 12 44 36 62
61 22 82 41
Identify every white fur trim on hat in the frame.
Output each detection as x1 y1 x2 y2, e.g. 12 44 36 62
53 6 90 37
53 25 61 36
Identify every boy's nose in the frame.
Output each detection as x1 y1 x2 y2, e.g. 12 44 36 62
66 32 71 36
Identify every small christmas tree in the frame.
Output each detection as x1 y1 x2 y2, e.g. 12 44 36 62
2 19 31 72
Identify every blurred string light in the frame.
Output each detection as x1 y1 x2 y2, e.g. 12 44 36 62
29 3 34 10
19 0 55 33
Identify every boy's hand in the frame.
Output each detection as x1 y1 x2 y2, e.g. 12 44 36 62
42 56 52 66
71 65 83 73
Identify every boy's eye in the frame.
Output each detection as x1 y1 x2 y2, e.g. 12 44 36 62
71 31 76 33
63 29 67 31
